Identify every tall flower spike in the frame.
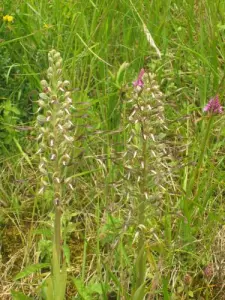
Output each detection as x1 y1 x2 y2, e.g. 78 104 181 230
125 70 173 296
36 50 77 297
36 49 75 196
203 95 223 114
125 71 172 200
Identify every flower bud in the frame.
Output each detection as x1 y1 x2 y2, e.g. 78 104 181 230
56 58 63 69
64 108 71 115
64 177 72 184
48 57 54 64
49 139 54 147
54 177 61 184
60 153 71 165
53 52 61 60
47 72 53 79
39 93 49 100
58 124 64 131
64 90 71 97
56 110 64 117
41 177 49 186
65 97 72 104
37 115 46 125
38 100 46 108
64 135 74 143
49 49 57 57
63 81 70 88
50 153 56 160
39 166 48 175
41 80 48 88
69 183 74 190
48 67 53 74
56 69 62 76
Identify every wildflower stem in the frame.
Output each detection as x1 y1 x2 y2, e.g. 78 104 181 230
136 128 147 289
188 115 213 199
183 115 214 244
54 205 62 265
193 116 213 194
52 64 62 266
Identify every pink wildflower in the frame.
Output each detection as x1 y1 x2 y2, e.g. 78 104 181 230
133 68 145 87
203 95 223 114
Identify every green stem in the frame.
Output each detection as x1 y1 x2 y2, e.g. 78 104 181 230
183 115 213 244
52 69 62 266
136 133 147 289
188 115 213 200
54 205 62 265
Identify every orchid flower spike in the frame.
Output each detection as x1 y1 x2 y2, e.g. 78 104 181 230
203 95 223 114
133 68 145 87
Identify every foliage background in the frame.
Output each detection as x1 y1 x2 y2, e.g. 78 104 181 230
1 0 225 299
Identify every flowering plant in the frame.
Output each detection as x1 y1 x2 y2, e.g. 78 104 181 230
203 95 223 114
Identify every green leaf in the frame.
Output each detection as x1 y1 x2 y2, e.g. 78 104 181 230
162 277 170 300
57 262 67 299
11 290 33 300
62 243 71 266
42 276 54 300
4 100 20 115
73 278 91 300
8 105 20 115
33 227 52 237
188 291 194 298
13 138 33 168
177 286 184 293
103 263 121 290
133 282 146 300
88 283 103 295
13 263 50 280
66 168 101 180
134 244 146 288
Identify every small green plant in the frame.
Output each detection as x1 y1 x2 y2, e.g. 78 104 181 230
182 95 223 247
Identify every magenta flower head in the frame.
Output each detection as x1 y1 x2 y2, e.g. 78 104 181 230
133 68 145 87
203 95 223 114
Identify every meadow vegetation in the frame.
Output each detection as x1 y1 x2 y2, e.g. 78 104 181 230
1 0 225 299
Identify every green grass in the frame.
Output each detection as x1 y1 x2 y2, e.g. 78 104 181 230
1 0 225 299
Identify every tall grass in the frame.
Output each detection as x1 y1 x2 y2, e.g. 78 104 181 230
1 0 225 299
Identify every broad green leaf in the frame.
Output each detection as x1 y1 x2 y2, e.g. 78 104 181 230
42 277 54 300
88 283 103 295
73 278 91 300
133 283 146 300
11 290 33 300
13 263 50 280
134 245 146 287
188 291 194 298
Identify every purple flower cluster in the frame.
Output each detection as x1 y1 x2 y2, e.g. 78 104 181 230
203 95 223 114
133 68 145 87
